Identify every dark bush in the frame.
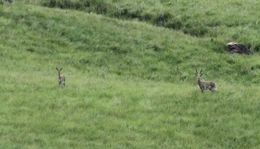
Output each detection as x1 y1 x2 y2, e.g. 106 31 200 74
140 13 152 21
251 65 260 70
114 6 143 19
253 44 260 53
1 0 13 4
95 2 107 14
165 18 183 30
43 0 109 14
79 58 90 65
154 12 172 26
26 48 35 53
41 0 210 37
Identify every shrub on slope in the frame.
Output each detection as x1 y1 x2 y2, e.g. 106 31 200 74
0 4 259 84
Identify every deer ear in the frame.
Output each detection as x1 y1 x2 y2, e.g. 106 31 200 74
56 67 59 71
195 69 199 76
60 68 63 71
199 69 203 76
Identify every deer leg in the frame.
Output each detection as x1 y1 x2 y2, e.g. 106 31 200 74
199 86 204 93
59 80 63 87
211 88 216 92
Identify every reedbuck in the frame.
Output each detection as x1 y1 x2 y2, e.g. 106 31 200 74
56 67 65 87
196 69 216 93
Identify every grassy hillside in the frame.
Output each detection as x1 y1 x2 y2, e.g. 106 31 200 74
22 0 260 49
0 2 260 149
1 2 259 83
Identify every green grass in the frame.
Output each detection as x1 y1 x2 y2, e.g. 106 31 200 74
22 0 260 47
0 2 260 149
1 4 259 83
1 70 260 148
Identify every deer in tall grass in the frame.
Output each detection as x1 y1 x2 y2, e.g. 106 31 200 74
196 69 216 93
56 67 65 87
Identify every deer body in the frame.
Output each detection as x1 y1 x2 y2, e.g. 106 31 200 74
56 67 65 87
197 78 216 92
196 69 216 93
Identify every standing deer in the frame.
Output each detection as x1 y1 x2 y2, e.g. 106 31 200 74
196 69 216 93
56 67 65 87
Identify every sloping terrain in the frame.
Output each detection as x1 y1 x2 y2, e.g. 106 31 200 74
22 0 260 45
0 1 259 148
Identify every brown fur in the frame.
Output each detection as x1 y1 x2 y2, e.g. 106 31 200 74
56 67 65 87
196 69 216 93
